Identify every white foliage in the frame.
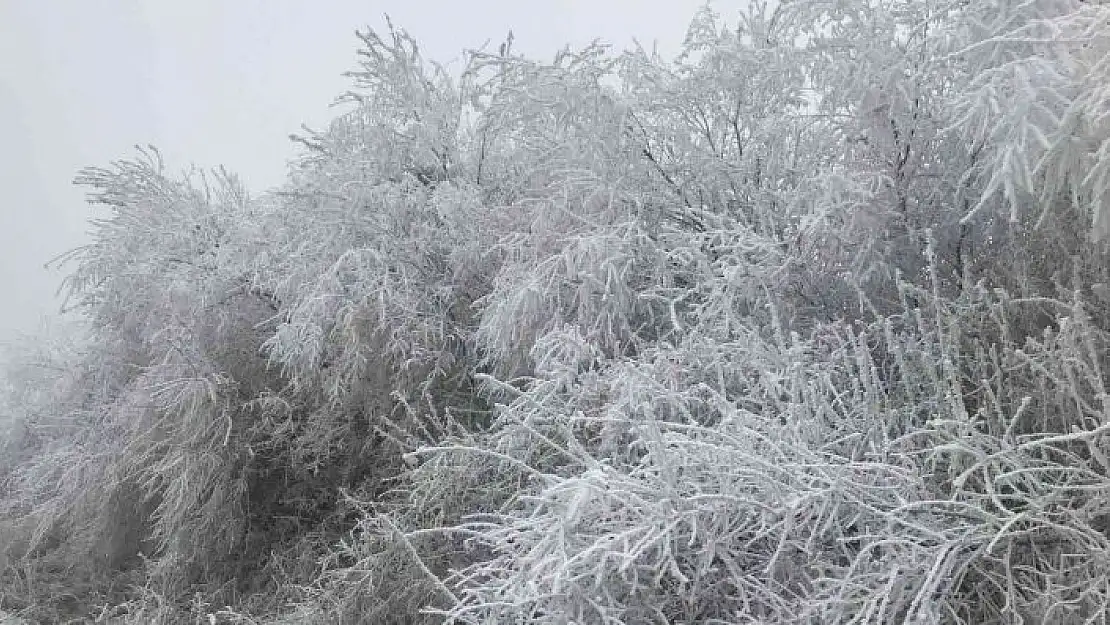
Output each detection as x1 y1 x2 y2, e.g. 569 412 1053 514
6 2 1110 623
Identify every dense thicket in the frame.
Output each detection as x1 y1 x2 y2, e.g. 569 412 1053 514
3 1 1110 623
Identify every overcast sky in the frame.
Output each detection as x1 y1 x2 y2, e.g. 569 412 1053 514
0 0 743 343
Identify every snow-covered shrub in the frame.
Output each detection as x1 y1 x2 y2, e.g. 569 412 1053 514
4 1 1110 622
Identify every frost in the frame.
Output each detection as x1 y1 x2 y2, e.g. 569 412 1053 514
3 2 1110 623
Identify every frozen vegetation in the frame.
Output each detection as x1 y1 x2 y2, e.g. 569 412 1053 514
2 1 1110 622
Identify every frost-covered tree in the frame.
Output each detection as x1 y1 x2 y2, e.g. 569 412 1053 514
2 1 1110 623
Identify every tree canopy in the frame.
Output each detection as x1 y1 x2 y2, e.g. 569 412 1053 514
3 1 1110 623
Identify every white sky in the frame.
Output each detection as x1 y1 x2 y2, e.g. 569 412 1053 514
0 1 742 342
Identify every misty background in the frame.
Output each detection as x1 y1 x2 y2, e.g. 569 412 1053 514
0 0 735 345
